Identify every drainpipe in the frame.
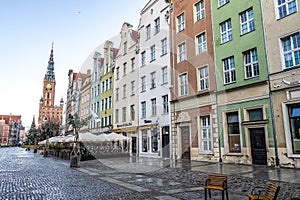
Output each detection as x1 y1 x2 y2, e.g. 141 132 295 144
260 0 279 167
209 0 222 163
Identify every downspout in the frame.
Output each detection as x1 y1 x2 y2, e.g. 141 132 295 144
260 0 280 167
210 0 222 162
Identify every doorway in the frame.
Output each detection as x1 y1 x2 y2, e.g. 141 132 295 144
180 126 190 160
131 137 137 155
250 128 267 165
162 126 170 158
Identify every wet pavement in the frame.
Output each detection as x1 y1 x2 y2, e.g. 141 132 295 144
1 147 300 199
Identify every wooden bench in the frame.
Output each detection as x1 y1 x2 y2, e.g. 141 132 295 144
246 182 280 200
204 173 229 200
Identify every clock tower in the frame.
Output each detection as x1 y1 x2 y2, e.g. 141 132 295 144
38 43 64 131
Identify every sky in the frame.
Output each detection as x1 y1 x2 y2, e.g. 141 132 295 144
0 0 149 130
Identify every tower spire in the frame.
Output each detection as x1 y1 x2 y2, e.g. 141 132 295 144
44 43 55 81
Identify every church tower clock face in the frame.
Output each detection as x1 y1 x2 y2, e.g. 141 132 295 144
46 83 52 90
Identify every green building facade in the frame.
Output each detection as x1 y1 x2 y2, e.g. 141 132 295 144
211 0 276 165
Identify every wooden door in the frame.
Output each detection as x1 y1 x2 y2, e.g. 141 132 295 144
250 128 267 165
180 126 190 160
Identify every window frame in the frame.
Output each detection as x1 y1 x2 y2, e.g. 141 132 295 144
200 115 212 152
177 12 185 32
276 0 298 19
223 56 236 84
162 95 169 114
194 0 205 22
198 66 209 91
150 71 156 89
151 98 157 116
154 17 160 34
220 19 232 44
219 0 230 7
141 76 146 92
280 32 300 69
179 73 188 96
226 111 242 154
196 32 207 54
161 38 168 56
146 24 151 40
244 48 259 79
178 42 187 62
150 45 156 62
162 66 168 84
141 101 146 119
240 8 255 35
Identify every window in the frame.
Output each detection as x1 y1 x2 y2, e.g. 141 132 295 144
177 13 185 32
130 105 135 121
244 48 259 78
201 116 212 152
142 130 148 152
105 63 109 74
248 108 263 121
281 32 300 68
123 41 127 54
151 98 156 116
131 81 135 96
105 79 108 91
101 99 104 111
223 56 236 84
227 112 241 153
179 73 188 96
162 95 169 114
104 98 108 110
115 109 119 123
178 42 187 62
289 105 300 154
240 8 255 35
109 77 112 90
162 66 168 84
199 66 209 91
150 71 156 89
195 1 205 22
277 0 297 19
141 51 146 66
122 84 126 99
102 81 105 93
150 45 156 61
146 24 151 40
219 0 229 7
131 57 135 71
116 67 120 80
108 116 112 126
115 88 119 101
123 62 127 76
108 96 112 108
154 17 160 34
220 19 232 43
151 128 158 152
196 32 207 54
141 76 146 92
122 107 126 122
141 101 146 118
161 38 168 55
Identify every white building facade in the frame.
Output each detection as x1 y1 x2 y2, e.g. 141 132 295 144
113 22 140 155
138 0 172 158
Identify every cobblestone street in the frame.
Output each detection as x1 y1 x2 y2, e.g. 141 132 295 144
1 147 300 199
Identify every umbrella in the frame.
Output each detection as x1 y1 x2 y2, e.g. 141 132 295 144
97 134 108 141
79 132 100 141
106 133 128 141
